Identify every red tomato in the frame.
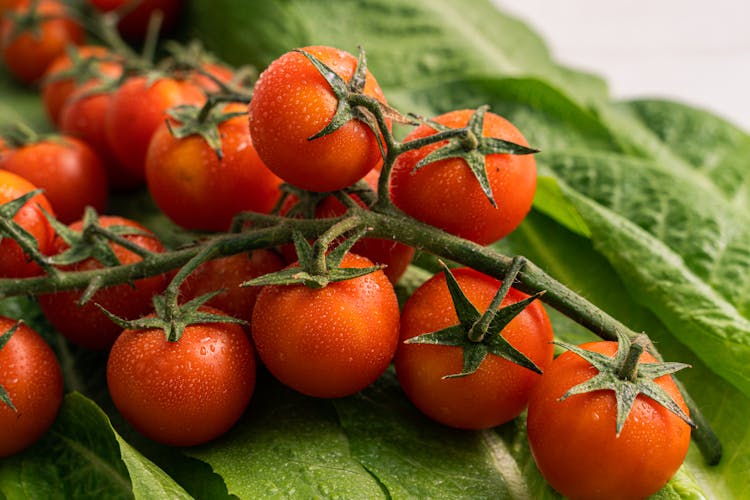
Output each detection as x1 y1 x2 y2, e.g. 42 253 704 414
280 170 414 284
248 45 389 192
179 250 285 324
390 109 536 245
0 136 108 223
0 0 27 15
0 170 55 278
106 307 255 446
145 103 283 231
394 267 553 429
88 0 181 41
41 45 122 127
60 80 142 190
0 0 84 84
251 253 400 398
0 317 63 457
526 341 691 500
38 216 168 350
106 75 205 183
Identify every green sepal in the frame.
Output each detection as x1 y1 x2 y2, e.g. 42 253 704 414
97 289 246 343
43 207 153 267
405 261 543 379
413 105 539 207
295 48 384 147
242 219 379 289
166 104 247 159
557 330 694 436
0 190 50 271
41 45 119 87
0 321 21 412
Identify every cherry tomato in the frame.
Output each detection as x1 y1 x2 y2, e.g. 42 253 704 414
248 45 389 192
145 103 283 231
251 252 400 398
0 0 27 16
60 80 142 190
394 267 553 429
179 250 284 324
0 136 108 223
106 75 205 183
0 317 63 457
41 45 122 127
280 170 414 284
107 306 255 447
88 0 181 41
0 0 84 84
390 109 536 245
38 216 168 350
526 341 691 500
0 170 55 278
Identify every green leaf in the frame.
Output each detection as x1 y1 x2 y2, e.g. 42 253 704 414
186 377 384 499
333 370 553 499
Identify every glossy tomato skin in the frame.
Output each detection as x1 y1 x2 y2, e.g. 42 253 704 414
395 267 553 429
251 253 400 398
60 80 142 190
0 170 55 278
106 307 255 447
179 250 285 324
106 76 205 183
145 104 283 231
41 45 122 127
526 342 691 500
0 0 84 84
248 45 388 192
0 317 63 457
0 136 108 223
390 110 536 245
280 170 414 284
89 0 181 41
38 216 168 350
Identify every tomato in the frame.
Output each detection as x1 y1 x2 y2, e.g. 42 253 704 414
38 216 168 350
280 170 414 284
0 0 27 16
0 170 55 278
41 45 122 127
394 267 553 429
0 136 108 223
0 317 63 457
390 109 536 245
106 75 205 184
145 103 283 231
526 341 691 500
89 0 181 41
179 250 284 324
106 306 255 446
248 45 389 192
0 0 84 84
60 80 142 190
251 252 400 398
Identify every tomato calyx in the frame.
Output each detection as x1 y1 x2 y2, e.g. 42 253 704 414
165 98 248 159
44 207 154 270
408 105 538 208
406 257 544 378
0 320 21 411
556 331 695 436
0 190 54 274
41 45 121 87
295 47 388 157
245 216 382 289
3 1 63 43
99 245 245 342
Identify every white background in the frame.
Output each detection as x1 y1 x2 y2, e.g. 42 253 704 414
495 0 750 133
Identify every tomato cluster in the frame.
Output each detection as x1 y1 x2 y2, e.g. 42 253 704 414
0 6 695 496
